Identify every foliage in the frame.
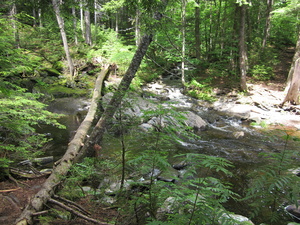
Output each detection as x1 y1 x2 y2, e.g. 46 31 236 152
271 1 299 47
250 65 274 81
0 18 40 78
242 132 300 224
185 79 216 102
103 102 237 224
0 81 65 170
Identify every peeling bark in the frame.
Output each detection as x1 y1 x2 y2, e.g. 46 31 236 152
282 58 300 105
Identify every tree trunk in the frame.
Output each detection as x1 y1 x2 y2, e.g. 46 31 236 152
262 0 273 49
15 66 111 225
80 0 84 38
52 0 75 78
72 2 78 45
285 30 300 91
78 34 153 159
84 9 92 45
238 3 248 92
195 0 201 60
135 10 141 46
181 0 186 86
10 1 19 48
282 58 300 105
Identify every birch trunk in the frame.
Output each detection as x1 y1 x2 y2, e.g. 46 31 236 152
52 0 75 78
84 9 92 45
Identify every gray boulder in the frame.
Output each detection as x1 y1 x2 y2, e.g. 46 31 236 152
183 111 207 131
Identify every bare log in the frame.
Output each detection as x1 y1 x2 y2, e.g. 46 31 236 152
15 65 110 225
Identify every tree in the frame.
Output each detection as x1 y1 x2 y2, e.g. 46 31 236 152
282 57 300 105
81 34 153 158
52 0 75 78
261 0 273 49
194 0 201 60
72 1 78 45
285 30 300 92
84 1 92 45
237 0 249 92
181 0 187 85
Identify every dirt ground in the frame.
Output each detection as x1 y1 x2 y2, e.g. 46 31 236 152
0 176 119 225
1 47 298 225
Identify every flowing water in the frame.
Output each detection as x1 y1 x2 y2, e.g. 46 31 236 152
43 82 299 224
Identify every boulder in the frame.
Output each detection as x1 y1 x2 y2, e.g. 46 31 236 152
221 213 255 225
286 201 300 222
183 111 207 131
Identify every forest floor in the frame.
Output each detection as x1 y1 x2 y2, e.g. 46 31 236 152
1 47 299 225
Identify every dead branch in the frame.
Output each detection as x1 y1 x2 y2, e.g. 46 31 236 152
31 211 48 216
48 198 112 225
0 187 21 193
53 194 90 216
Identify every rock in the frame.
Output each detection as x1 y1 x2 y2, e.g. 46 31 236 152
221 213 255 225
172 162 188 170
286 201 300 221
139 123 153 131
157 176 176 183
183 111 207 131
157 197 177 218
82 186 93 193
233 131 244 139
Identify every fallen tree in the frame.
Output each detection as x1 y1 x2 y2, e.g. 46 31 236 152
78 34 153 158
16 64 111 225
16 34 153 224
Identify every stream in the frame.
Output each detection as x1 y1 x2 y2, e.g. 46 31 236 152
43 78 299 224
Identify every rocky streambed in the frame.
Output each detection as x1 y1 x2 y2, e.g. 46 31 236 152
41 74 300 225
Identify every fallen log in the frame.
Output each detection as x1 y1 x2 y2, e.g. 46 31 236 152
16 34 153 224
15 64 110 225
78 34 153 159
10 168 51 179
18 156 54 167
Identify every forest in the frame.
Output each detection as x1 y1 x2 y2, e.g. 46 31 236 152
0 0 300 224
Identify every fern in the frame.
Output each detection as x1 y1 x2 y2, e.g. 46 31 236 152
0 81 65 169
241 132 300 224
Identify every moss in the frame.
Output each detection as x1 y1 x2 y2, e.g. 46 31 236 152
40 67 61 77
240 221 254 225
47 85 88 97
